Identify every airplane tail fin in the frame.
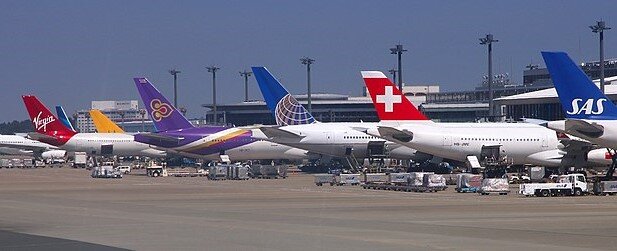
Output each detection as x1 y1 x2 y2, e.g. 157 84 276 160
542 51 617 120
55 105 76 132
90 109 125 133
133 77 194 132
22 95 76 137
361 71 430 121
252 67 317 125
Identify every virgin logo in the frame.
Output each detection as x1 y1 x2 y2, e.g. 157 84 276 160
566 98 607 115
33 111 56 132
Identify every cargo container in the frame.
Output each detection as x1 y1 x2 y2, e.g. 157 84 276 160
208 165 230 180
593 180 617 195
314 174 335 186
456 174 482 193
388 173 411 185
423 174 447 190
479 178 509 195
233 165 250 180
409 172 434 186
363 173 388 184
336 174 361 186
529 166 545 182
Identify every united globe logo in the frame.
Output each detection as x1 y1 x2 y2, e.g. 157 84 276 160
274 94 316 126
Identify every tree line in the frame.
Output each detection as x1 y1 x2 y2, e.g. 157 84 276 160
0 120 34 135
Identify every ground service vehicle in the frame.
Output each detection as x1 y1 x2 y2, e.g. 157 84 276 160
519 174 587 197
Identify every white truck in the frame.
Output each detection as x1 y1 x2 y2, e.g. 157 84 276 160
519 173 587 197
73 152 87 168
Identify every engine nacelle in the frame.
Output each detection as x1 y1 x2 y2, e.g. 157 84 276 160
41 150 67 159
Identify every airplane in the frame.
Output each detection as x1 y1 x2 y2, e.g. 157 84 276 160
360 70 606 168
0 134 65 159
21 95 166 158
251 67 430 165
132 77 307 161
541 51 617 149
90 109 125 133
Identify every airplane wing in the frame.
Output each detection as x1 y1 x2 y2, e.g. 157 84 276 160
377 126 413 143
565 119 604 138
27 132 59 142
259 127 304 139
0 142 56 151
137 133 185 144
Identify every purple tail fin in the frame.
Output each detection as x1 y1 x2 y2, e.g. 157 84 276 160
133 77 194 131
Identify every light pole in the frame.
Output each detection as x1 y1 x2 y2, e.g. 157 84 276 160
169 69 181 108
480 34 498 121
388 68 397 84
240 70 252 102
139 109 146 132
300 57 315 113
390 44 407 91
206 65 220 124
590 20 611 93
118 111 126 131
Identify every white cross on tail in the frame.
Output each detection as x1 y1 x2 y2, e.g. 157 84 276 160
376 86 402 112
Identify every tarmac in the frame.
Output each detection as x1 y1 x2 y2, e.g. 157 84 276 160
1 167 617 251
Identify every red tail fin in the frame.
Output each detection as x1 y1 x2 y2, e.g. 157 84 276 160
22 95 76 141
361 71 429 121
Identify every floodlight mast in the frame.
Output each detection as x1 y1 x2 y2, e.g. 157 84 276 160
240 70 252 102
480 34 498 121
300 57 315 113
390 44 407 91
206 65 220 124
169 69 181 108
590 20 611 93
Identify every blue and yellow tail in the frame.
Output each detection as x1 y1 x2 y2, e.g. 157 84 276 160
252 67 317 125
542 51 617 120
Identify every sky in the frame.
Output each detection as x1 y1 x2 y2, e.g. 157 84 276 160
1 0 616 122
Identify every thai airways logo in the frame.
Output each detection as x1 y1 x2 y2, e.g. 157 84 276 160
33 111 55 132
150 99 173 122
566 98 607 115
138 78 148 84
376 86 402 113
274 94 316 126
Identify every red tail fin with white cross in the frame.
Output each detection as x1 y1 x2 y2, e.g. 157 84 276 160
361 71 429 121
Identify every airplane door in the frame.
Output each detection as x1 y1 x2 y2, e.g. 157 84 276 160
101 145 113 155
542 134 549 148
442 135 452 146
325 132 334 142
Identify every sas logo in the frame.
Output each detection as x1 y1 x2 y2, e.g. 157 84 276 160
567 98 607 115
150 99 173 122
33 111 55 132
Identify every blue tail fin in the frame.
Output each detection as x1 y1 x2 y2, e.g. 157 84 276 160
251 67 317 125
542 51 617 120
55 105 76 132
133 77 194 131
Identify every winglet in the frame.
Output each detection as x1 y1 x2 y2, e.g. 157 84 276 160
133 77 194 131
542 51 617 120
361 71 429 121
252 67 317 125
90 109 125 133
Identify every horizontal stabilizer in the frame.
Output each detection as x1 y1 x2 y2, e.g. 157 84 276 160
565 119 604 138
136 133 185 144
259 127 304 139
377 126 413 142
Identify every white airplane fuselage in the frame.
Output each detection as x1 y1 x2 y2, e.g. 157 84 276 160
258 122 422 160
371 122 572 167
62 133 166 158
